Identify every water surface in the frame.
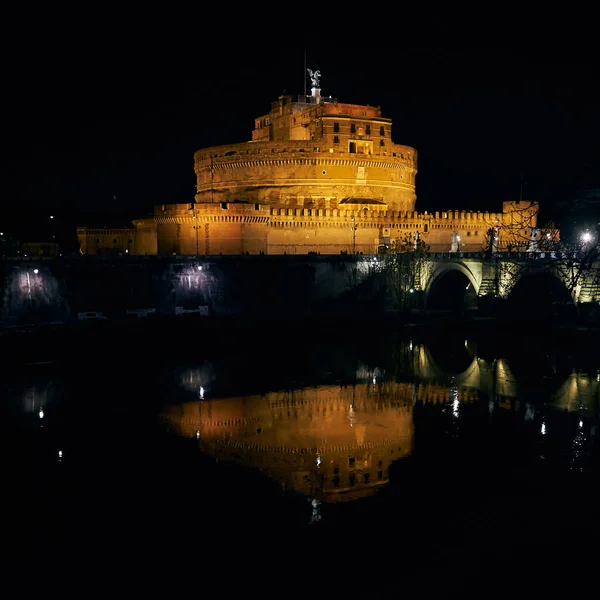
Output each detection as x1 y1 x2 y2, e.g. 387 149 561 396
2 328 600 594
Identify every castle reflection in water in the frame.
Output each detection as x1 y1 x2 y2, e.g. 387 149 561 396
160 339 600 503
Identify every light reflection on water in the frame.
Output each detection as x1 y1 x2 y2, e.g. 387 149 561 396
160 337 600 506
3 335 600 515
162 382 415 503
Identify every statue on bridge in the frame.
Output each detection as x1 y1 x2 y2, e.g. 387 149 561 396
450 231 460 253
527 227 540 253
413 230 420 251
485 227 499 256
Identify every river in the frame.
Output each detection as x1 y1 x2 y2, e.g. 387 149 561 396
2 324 599 596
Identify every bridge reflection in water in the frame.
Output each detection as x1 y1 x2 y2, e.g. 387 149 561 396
160 334 600 505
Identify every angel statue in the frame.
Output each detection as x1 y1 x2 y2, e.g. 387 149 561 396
307 68 321 88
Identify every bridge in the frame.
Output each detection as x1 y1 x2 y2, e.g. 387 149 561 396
417 251 600 313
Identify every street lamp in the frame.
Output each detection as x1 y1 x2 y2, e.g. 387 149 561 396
350 217 358 254
581 231 593 244
192 214 199 255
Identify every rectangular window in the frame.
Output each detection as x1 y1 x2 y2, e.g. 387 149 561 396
380 126 385 136
366 125 371 135
350 123 356 134
333 122 340 133
333 136 339 144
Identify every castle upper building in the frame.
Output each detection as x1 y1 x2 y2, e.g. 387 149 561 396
77 78 545 256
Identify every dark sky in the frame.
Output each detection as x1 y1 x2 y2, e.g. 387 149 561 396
2 23 599 243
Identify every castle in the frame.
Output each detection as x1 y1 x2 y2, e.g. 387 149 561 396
77 74 543 256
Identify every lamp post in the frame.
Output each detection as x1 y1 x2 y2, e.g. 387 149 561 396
49 215 58 255
193 214 199 255
350 217 358 254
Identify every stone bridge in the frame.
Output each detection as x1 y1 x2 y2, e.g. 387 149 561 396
419 251 600 312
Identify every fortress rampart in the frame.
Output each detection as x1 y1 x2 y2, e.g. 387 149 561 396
79 202 529 256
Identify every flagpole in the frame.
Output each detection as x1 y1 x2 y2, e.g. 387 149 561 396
303 48 306 97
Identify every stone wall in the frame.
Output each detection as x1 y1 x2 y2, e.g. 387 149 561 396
0 255 383 328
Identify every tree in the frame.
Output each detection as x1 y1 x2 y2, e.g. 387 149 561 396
381 231 431 312
479 201 563 300
548 224 600 300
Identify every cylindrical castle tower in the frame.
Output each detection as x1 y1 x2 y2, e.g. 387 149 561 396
194 92 417 213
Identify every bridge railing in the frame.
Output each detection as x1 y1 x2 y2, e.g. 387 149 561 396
427 251 578 260
1 250 586 263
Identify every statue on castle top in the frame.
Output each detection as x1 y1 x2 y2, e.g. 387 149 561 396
307 68 321 88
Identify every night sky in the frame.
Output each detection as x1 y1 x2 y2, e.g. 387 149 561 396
3 28 599 248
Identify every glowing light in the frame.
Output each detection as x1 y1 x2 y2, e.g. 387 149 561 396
49 215 54 219
195 430 200 439
58 450 63 458
452 397 459 417
409 342 413 351
199 386 204 399
39 409 44 419
125 249 129 254
409 288 414 293
197 266 202 271
579 420 583 429
33 269 39 274
546 233 551 239
316 454 321 467
581 231 593 243
541 423 546 435
372 376 377 385
450 385 459 417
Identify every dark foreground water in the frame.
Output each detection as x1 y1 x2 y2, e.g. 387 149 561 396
2 322 600 596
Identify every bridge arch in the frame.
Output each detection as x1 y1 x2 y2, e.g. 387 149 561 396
425 263 480 311
505 270 577 323
420 337 479 386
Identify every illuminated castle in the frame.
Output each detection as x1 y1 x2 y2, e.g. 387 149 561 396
77 74 541 256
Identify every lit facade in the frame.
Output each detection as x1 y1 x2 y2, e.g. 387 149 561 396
78 85 544 256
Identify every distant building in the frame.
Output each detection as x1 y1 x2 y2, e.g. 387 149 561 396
22 241 60 257
76 227 137 256
78 81 548 255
